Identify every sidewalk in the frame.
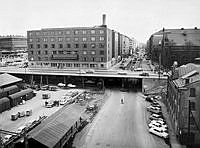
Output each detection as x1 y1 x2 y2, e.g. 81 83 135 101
159 101 186 148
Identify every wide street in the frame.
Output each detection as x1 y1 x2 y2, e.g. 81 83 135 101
73 90 169 148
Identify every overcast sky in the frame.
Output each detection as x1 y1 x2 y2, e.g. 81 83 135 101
0 0 199 43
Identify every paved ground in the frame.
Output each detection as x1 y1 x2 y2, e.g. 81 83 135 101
73 90 169 148
0 88 82 134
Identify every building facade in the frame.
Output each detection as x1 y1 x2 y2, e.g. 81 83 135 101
0 36 27 64
147 28 200 69
167 63 200 146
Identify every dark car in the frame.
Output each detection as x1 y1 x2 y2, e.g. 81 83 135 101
139 72 149 76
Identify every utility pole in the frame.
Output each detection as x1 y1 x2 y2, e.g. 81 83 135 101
188 100 191 146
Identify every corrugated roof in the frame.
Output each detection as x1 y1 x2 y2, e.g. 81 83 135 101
29 103 85 148
0 73 22 88
181 70 198 79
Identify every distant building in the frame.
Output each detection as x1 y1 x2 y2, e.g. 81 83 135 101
27 15 133 69
167 63 200 146
0 35 27 64
147 27 200 69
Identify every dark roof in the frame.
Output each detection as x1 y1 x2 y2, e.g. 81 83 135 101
0 85 18 93
0 73 22 88
9 88 33 99
28 103 85 148
153 28 200 46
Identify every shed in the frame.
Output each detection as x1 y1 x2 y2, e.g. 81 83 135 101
0 73 22 88
0 97 11 113
8 88 34 107
28 103 85 148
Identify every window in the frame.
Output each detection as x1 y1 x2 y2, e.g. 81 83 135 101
190 88 196 97
44 51 48 55
100 30 104 34
91 37 95 41
82 44 87 48
190 102 196 111
51 44 55 48
44 44 48 48
66 37 70 41
59 44 63 48
91 57 95 61
83 57 87 61
91 30 95 34
74 37 79 41
50 31 55 35
67 44 71 48
83 51 87 55
30 44 33 49
101 64 104 68
82 30 87 34
100 57 104 62
43 32 48 35
99 43 104 48
100 37 104 41
37 51 41 55
82 37 87 42
100 50 104 55
65 30 70 34
74 64 80 67
74 44 79 48
58 31 63 35
50 37 55 42
58 51 63 54
58 37 63 42
30 51 34 54
36 32 40 36
36 38 40 42
91 51 95 55
52 51 57 55
38 57 41 61
29 38 33 42
74 30 79 35
29 32 33 36
91 43 96 48
37 44 40 49
43 38 48 42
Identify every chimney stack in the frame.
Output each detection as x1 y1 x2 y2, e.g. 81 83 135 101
102 14 106 26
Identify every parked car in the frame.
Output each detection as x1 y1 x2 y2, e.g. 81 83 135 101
45 101 54 108
145 96 154 102
16 125 26 133
149 127 169 139
41 85 49 91
42 93 50 99
151 120 167 126
149 113 163 119
49 86 57 91
117 71 127 75
147 106 161 111
86 69 95 74
147 108 162 114
148 121 168 131
11 113 19 121
139 72 149 76
18 111 26 118
57 83 66 87
3 135 12 143
26 110 33 116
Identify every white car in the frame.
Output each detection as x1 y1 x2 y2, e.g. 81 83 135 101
57 83 66 87
67 84 76 88
149 127 169 139
59 99 67 105
16 125 26 133
117 71 127 75
3 135 12 142
148 122 168 131
150 120 167 127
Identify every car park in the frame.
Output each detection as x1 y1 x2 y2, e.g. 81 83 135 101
149 121 168 130
149 127 169 139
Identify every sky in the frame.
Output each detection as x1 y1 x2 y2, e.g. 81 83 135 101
0 0 199 43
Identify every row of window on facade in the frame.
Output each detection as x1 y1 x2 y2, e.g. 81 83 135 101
29 29 105 36
32 56 105 62
29 36 105 42
30 50 104 55
33 62 104 68
29 43 105 49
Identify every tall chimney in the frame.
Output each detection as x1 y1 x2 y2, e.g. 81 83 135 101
102 14 106 26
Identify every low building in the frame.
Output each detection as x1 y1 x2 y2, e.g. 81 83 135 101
167 63 200 146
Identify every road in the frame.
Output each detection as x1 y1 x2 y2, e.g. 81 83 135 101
73 90 169 148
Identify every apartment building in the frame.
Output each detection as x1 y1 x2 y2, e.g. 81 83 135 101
167 63 200 146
